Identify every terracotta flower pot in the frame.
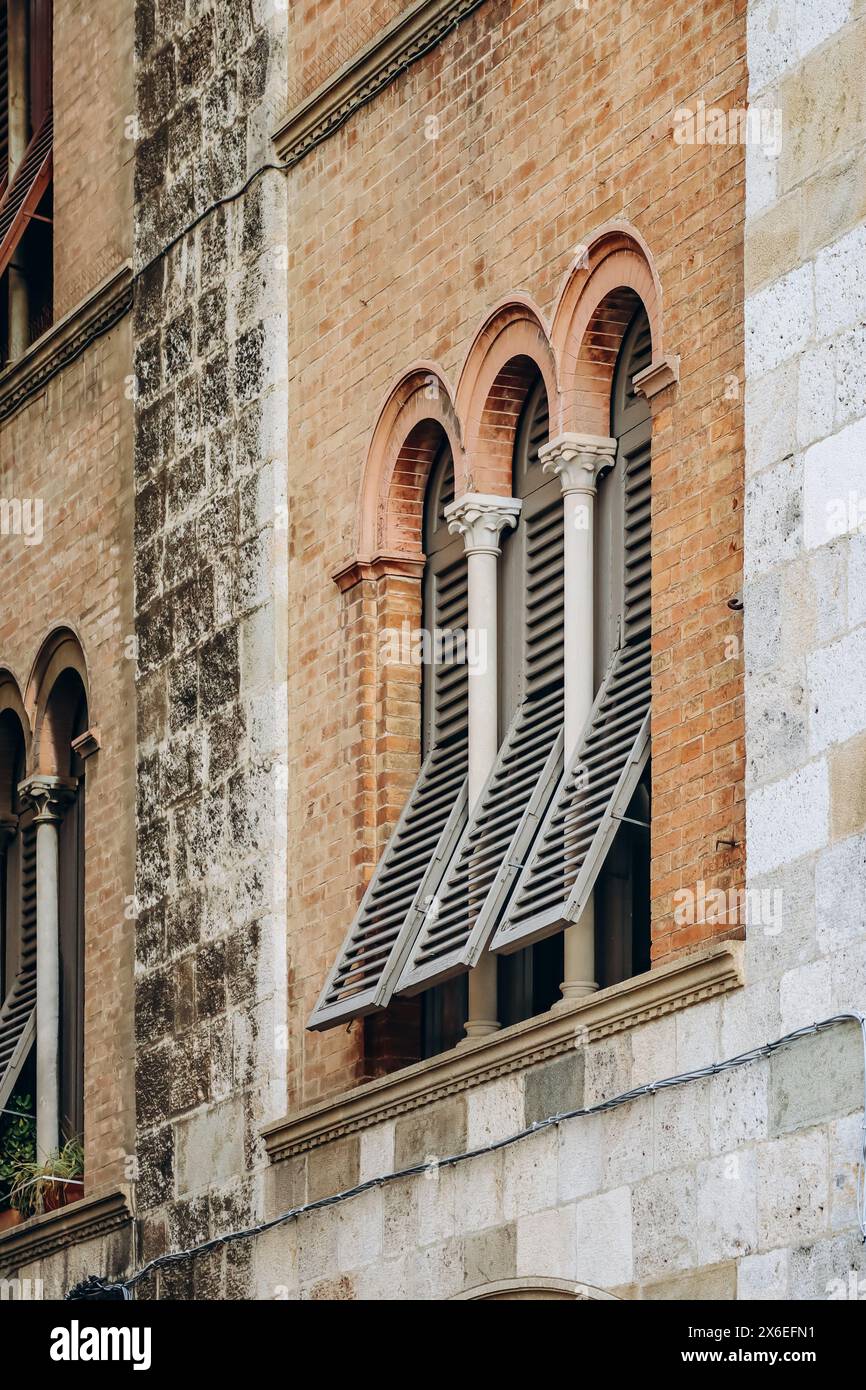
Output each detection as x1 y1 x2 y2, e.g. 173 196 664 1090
0 1207 23 1232
43 1179 84 1213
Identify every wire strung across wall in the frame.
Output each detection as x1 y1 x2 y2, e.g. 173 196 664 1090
65 1011 866 1299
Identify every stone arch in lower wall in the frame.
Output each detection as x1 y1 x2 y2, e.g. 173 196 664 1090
453 1277 621 1301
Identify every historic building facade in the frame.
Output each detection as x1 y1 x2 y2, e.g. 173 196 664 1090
1 0 865 1301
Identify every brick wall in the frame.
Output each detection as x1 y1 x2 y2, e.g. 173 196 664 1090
0 319 135 1198
54 0 133 318
286 0 747 1107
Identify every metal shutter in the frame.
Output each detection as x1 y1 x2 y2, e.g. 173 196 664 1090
0 822 37 1110
491 310 652 955
308 456 469 1030
398 385 566 993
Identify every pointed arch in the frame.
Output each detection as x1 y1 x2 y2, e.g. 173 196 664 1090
551 224 666 435
455 298 559 496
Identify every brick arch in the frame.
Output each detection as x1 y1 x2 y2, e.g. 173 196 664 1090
551 225 663 434
0 671 29 820
25 627 90 777
456 298 559 495
357 364 463 562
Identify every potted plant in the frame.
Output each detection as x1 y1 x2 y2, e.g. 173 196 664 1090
10 1137 84 1219
0 1093 36 1232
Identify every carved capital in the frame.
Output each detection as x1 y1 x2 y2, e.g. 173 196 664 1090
540 434 617 495
444 493 522 556
18 775 77 825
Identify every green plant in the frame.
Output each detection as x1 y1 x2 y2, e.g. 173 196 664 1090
10 1136 84 1219
0 1094 36 1210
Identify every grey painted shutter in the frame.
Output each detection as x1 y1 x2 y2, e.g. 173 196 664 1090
491 310 652 955
398 385 566 993
0 822 37 1110
308 453 469 1031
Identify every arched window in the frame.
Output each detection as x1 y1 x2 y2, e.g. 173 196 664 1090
52 671 87 1142
309 439 470 1033
312 300 655 1055
595 308 652 985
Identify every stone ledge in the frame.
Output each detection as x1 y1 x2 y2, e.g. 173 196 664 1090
263 939 744 1161
0 1187 133 1274
0 262 133 424
273 0 488 167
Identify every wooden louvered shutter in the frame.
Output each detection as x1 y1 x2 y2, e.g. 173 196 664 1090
0 105 51 279
398 384 566 993
0 819 37 1110
308 452 469 1031
491 310 653 955
59 782 84 1140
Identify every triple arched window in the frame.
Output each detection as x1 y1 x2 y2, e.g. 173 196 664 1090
311 306 654 1058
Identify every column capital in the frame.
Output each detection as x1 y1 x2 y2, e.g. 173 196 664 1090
445 493 522 556
540 433 617 495
18 775 77 824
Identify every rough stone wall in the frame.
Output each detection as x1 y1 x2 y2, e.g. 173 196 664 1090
256 1018 865 1299
132 0 289 1298
286 0 747 1108
742 6 866 1056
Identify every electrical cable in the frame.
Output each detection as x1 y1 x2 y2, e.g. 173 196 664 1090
65 1010 866 1298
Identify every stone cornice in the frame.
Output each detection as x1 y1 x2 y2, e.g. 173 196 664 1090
333 551 426 593
263 940 744 1162
0 262 133 425
0 1188 133 1274
273 0 488 167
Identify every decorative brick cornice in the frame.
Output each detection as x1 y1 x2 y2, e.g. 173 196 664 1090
273 0 488 167
0 263 133 425
333 551 426 593
0 1188 133 1275
633 354 680 401
263 940 744 1161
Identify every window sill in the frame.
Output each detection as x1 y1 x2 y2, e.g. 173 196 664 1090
263 938 744 1161
0 261 132 424
0 1187 132 1275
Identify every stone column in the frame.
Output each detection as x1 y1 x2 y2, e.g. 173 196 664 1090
445 492 522 1039
541 433 617 1004
19 776 75 1160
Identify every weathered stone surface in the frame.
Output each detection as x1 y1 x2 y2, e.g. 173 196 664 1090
769 1023 864 1134
307 1135 360 1203
523 1052 584 1127
463 1223 517 1288
394 1097 467 1170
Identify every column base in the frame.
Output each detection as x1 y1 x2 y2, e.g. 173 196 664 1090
459 1019 502 1044
551 981 598 1012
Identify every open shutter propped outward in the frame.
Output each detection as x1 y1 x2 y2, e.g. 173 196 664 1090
308 453 469 1031
398 384 566 994
491 309 653 957
0 108 52 281
0 823 37 1110
490 640 650 952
